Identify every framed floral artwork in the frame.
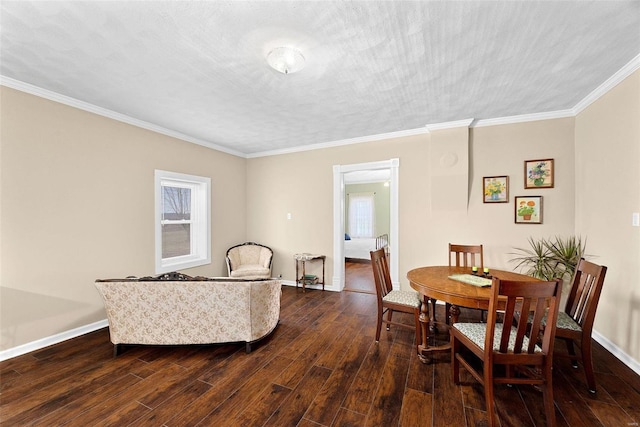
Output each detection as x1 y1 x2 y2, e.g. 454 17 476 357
525 159 554 189
483 176 508 203
515 196 543 224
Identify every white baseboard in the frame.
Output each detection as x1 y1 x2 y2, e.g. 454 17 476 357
0 319 108 362
592 329 640 376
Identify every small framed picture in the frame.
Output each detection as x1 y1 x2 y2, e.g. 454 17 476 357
483 176 509 203
525 159 554 189
515 196 543 224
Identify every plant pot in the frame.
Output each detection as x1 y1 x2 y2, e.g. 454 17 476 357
534 178 545 186
523 214 532 220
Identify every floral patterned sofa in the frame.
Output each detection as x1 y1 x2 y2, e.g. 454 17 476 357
94 272 281 356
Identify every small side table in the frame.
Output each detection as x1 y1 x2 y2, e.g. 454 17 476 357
294 253 326 292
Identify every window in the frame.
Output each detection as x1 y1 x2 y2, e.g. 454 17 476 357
155 170 210 273
348 192 375 238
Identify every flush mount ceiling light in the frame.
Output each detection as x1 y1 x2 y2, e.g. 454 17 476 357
266 46 305 74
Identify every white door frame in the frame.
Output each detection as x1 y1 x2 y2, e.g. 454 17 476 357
332 158 399 291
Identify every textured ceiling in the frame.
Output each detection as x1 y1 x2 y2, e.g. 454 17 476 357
1 1 639 157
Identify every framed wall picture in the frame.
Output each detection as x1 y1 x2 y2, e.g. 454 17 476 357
515 196 543 224
483 176 509 203
525 159 554 189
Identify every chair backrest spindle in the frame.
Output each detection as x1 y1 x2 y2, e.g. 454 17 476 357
449 243 484 269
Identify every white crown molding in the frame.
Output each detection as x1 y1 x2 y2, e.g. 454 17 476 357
425 118 475 132
0 76 246 158
572 53 640 115
0 319 108 362
473 109 575 128
247 126 430 158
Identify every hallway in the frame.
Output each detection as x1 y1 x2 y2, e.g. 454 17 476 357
344 261 375 294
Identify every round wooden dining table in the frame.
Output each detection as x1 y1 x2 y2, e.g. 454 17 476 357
407 266 540 362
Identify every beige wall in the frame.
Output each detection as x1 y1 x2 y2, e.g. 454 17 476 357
246 117 576 290
0 87 247 350
575 69 640 363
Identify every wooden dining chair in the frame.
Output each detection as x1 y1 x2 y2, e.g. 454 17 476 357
370 248 421 353
440 243 484 323
548 258 607 393
451 277 562 427
449 243 484 270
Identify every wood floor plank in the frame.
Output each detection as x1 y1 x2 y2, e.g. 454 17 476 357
399 388 432 427
332 407 367 427
305 333 373 425
314 315 367 370
406 351 434 394
91 400 151 427
197 355 294 423
587 399 637 426
30 373 143 426
598 371 640 423
552 365 603 426
458 368 487 413
56 363 188 426
0 355 152 422
263 365 332 426
341 336 394 415
492 384 535 426
273 320 343 390
366 353 411 426
231 383 293 427
432 361 466 427
124 379 213 426
166 352 280 425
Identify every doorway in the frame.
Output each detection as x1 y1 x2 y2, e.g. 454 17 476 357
332 159 399 291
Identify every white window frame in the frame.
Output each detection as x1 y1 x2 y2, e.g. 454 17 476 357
155 170 211 274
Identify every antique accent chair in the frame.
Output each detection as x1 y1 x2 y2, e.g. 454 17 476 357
226 242 273 279
370 248 421 353
451 277 562 427
439 243 485 323
548 258 607 393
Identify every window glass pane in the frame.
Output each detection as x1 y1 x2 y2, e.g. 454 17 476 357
162 224 191 258
162 186 191 221
348 193 375 238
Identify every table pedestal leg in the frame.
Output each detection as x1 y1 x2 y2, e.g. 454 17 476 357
416 296 456 364
429 298 438 333
418 296 430 363
449 304 461 325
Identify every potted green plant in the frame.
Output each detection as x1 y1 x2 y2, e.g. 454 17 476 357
510 235 587 283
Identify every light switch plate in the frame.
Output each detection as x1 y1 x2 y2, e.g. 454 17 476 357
633 212 639 227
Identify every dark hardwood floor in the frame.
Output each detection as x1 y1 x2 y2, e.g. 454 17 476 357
1 266 639 426
344 261 375 294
